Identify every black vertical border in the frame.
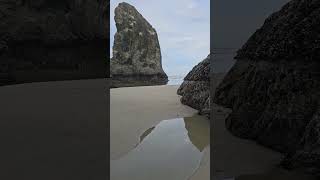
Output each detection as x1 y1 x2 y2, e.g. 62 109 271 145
209 0 214 179
105 0 111 179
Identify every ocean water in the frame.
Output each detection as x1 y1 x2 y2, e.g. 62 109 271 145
167 75 185 85
167 48 237 86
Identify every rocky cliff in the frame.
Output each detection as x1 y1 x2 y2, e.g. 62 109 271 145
177 55 211 117
213 0 320 176
0 0 108 85
110 2 168 87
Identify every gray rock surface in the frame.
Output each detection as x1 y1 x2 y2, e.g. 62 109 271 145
111 2 168 87
0 0 109 85
177 54 226 118
177 55 211 117
213 0 320 176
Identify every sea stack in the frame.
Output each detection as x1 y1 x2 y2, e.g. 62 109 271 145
111 2 168 87
177 55 211 117
213 0 320 175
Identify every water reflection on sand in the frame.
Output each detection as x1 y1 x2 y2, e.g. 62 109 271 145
111 115 209 180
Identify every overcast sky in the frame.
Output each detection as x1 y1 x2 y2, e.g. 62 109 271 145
110 0 210 77
212 0 290 48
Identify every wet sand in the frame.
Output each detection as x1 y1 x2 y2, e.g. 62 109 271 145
111 85 210 180
111 85 198 159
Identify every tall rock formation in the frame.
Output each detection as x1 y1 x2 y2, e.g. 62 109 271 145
213 0 320 175
0 0 109 85
111 2 168 87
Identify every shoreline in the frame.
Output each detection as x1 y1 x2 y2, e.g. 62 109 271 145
111 85 198 159
111 84 210 180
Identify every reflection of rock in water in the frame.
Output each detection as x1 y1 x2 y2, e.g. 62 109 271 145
138 115 210 152
111 117 207 180
184 115 210 152
140 127 155 142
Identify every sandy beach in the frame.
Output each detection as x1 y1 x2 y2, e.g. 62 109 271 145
0 78 309 180
111 85 210 180
0 80 210 179
111 85 197 158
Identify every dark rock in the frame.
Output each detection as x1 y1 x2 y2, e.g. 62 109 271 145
281 106 320 175
177 55 210 117
235 0 320 62
0 0 109 85
177 54 227 117
213 0 320 176
110 2 168 87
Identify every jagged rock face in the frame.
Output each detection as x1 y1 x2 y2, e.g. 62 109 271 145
177 55 211 117
111 2 168 87
0 0 108 85
236 0 319 62
213 0 320 176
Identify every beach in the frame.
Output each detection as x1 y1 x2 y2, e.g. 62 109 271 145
111 85 210 180
0 78 312 180
0 79 210 179
111 85 198 158
110 80 284 180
